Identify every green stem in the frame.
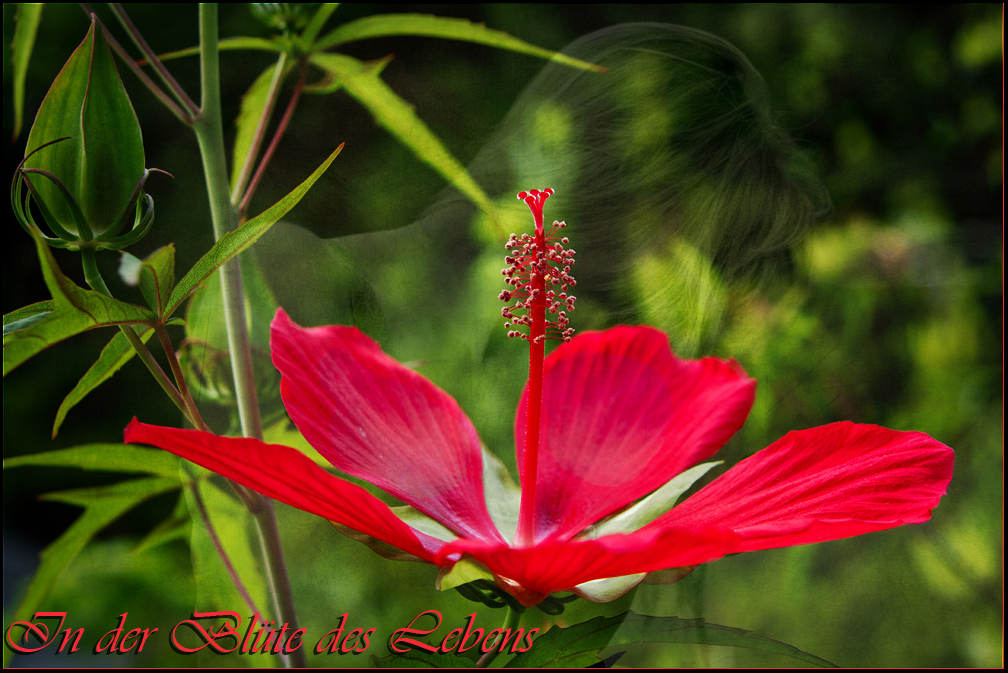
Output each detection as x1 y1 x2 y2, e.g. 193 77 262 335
193 6 305 668
477 607 522 667
80 248 194 426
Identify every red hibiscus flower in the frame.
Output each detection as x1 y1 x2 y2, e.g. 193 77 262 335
124 190 954 607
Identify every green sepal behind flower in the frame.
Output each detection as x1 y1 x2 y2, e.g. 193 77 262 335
21 15 147 244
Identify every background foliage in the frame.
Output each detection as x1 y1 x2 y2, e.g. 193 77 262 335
3 4 1002 667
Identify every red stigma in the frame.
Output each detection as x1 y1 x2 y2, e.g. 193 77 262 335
500 189 577 343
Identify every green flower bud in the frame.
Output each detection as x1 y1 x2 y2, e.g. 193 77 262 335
13 15 154 250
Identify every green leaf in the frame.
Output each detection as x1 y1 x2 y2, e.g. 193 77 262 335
505 611 837 668
3 443 183 478
315 13 606 74
3 300 55 340
2 477 180 667
137 244 176 317
3 234 157 376
301 3 340 46
308 53 497 225
165 144 343 317
11 3 43 141
51 327 154 438
230 64 286 193
132 497 191 555
186 477 271 617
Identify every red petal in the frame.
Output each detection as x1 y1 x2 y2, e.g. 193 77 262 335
515 326 755 541
123 419 444 561
271 310 501 542
438 525 739 605
651 422 955 551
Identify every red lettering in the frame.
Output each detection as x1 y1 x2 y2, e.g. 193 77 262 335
355 628 375 654
94 613 128 654
440 626 464 653
170 611 241 654
57 627 84 653
389 610 441 653
515 628 539 653
314 613 348 654
136 628 158 653
119 627 142 653
4 612 67 654
340 628 363 654
283 628 306 654
481 628 503 654
240 612 262 653
457 613 483 654
271 623 291 654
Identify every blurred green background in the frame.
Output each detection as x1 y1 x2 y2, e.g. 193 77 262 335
3 4 1001 667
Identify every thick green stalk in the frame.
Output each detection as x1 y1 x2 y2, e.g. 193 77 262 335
192 5 305 667
477 607 522 667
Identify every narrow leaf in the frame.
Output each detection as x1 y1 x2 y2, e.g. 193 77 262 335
165 144 343 316
301 3 340 45
230 64 285 192
149 36 283 63
3 477 180 667
315 13 606 73
3 443 182 478
505 611 837 668
11 3 44 141
309 53 496 223
3 234 157 376
3 300 55 340
51 327 154 437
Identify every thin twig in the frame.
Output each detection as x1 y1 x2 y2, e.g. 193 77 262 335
109 3 200 116
154 323 260 512
231 51 289 205
239 60 308 216
79 4 193 125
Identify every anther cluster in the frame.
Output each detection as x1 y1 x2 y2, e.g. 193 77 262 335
499 189 577 343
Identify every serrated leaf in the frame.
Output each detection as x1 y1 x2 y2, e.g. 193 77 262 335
308 53 496 226
3 234 157 377
2 476 179 667
11 3 43 141
138 244 176 317
505 611 837 668
52 327 154 437
165 144 343 317
3 443 182 478
315 13 606 74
